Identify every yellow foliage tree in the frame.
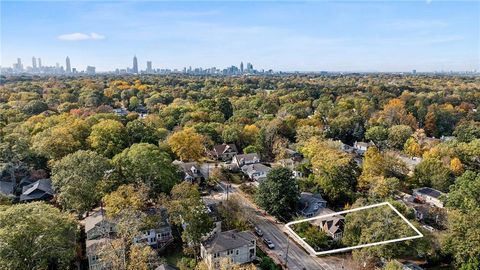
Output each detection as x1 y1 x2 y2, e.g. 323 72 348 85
450 157 464 176
404 137 422 157
167 127 205 161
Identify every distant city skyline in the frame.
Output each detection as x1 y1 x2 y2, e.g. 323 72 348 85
1 1 479 72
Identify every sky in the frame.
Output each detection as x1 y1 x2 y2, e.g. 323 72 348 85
1 1 479 72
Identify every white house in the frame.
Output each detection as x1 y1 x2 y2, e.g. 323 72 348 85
413 187 445 208
241 163 271 183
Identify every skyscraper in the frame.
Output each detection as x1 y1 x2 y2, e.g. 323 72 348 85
132 55 138 74
240 62 244 73
38 58 42 68
32 57 37 69
146 61 152 73
66 56 71 73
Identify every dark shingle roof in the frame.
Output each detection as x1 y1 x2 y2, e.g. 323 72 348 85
19 179 53 202
416 187 443 199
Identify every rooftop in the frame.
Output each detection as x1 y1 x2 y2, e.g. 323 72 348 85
414 187 444 199
202 230 255 253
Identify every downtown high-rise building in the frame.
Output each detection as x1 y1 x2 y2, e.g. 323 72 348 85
32 57 37 69
66 56 71 73
240 62 244 73
38 58 42 68
132 55 138 74
146 61 152 73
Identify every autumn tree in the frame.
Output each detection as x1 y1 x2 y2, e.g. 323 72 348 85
88 119 127 157
301 138 358 203
167 127 205 161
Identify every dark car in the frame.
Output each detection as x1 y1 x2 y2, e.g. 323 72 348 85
263 238 275 249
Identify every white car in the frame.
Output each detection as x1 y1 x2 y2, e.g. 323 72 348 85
263 238 275 249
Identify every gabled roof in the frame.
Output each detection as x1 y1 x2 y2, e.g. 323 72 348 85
19 179 53 202
84 208 109 233
299 192 326 215
312 215 345 236
213 144 238 155
242 163 271 174
202 230 255 253
234 153 260 163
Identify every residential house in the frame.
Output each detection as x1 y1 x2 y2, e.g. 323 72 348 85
173 160 204 184
112 107 128 117
203 198 222 235
298 192 327 218
232 153 260 168
84 208 121 270
133 207 174 251
210 144 238 161
413 187 445 208
311 215 345 240
19 179 54 202
241 163 271 183
285 148 303 162
200 230 256 270
353 141 374 155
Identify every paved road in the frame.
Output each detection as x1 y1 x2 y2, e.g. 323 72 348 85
212 182 346 270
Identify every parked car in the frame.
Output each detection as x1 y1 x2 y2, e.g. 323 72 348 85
422 224 436 232
263 238 275 249
254 227 263 237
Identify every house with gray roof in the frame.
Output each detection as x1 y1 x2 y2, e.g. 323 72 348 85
200 230 256 270
173 160 204 184
241 163 271 183
232 153 260 168
209 144 238 161
311 215 345 240
19 179 54 202
298 192 327 218
413 187 445 208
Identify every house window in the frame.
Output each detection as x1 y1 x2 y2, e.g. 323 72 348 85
236 250 239 255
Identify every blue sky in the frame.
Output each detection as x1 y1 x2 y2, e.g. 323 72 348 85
1 1 479 72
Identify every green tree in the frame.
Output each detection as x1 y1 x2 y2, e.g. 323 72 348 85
166 182 213 255
365 126 388 147
0 202 77 270
256 167 300 220
217 97 233 120
412 158 453 192
112 143 179 195
52 150 111 213
88 119 127 157
445 170 480 212
387 125 413 149
126 119 161 145
22 100 49 115
454 121 480 143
